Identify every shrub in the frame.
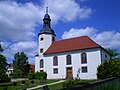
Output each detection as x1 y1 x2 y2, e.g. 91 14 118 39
13 82 17 86
12 69 23 78
22 80 26 84
31 80 34 84
63 80 74 88
35 72 47 80
97 59 120 79
28 73 35 80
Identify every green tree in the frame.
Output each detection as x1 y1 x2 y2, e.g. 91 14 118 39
0 44 10 83
97 58 120 79
13 52 30 77
106 48 119 59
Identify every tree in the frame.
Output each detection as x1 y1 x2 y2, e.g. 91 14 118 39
97 58 120 79
106 48 119 59
13 52 30 77
0 44 10 83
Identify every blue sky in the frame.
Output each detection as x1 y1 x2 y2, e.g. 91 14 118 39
0 0 120 64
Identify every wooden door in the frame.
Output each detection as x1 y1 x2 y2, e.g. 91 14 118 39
66 67 73 79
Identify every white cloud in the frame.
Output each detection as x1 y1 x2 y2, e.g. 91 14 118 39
0 1 41 41
45 0 92 23
62 27 97 39
0 0 93 63
94 31 120 48
0 0 92 42
3 41 37 63
62 27 120 49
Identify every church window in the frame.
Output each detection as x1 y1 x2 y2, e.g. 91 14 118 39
81 67 88 73
66 54 72 65
105 55 107 58
40 48 43 53
52 36 55 41
53 68 58 74
40 37 44 41
53 56 58 66
40 70 43 72
81 53 87 64
40 59 44 68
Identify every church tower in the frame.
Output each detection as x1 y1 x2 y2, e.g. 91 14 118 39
38 7 56 56
35 7 56 72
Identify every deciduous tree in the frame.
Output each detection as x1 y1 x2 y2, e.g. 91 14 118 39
13 52 29 77
0 44 10 83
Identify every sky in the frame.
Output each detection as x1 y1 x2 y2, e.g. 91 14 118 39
0 0 120 64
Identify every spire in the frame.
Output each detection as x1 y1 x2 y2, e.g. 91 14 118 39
46 7 48 14
38 7 56 36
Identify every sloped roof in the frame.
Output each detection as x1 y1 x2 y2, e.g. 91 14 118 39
29 64 35 71
44 36 101 54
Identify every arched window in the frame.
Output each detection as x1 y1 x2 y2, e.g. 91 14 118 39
81 53 87 64
53 56 58 66
40 59 44 68
66 54 72 65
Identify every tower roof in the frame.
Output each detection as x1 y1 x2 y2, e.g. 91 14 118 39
38 7 56 36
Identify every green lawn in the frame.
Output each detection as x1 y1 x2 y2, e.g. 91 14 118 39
36 79 97 90
0 79 60 90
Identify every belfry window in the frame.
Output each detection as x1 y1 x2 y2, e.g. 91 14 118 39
81 53 87 64
40 37 44 41
52 36 55 41
40 59 44 68
40 49 43 53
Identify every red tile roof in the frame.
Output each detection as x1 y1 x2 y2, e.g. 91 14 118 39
44 36 101 54
29 64 35 72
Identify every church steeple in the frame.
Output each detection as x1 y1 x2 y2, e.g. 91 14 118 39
39 7 56 36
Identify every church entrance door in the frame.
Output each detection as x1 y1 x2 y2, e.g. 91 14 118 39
66 67 73 79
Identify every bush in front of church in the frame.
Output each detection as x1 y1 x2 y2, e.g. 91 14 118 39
28 73 35 80
35 72 47 80
97 59 120 79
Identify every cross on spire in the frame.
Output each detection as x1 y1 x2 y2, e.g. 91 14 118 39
46 7 48 14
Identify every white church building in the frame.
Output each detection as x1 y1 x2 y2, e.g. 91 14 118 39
35 10 111 79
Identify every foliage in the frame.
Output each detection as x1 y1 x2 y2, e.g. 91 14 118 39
13 52 30 77
106 48 119 59
0 44 3 53
0 44 10 83
35 72 47 79
13 82 17 86
11 69 23 78
97 59 120 79
21 80 26 84
31 80 34 84
63 80 74 88
28 73 35 80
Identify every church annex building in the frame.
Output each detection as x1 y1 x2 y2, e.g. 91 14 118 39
35 11 111 79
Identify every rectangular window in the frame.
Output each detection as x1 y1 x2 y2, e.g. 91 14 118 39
40 37 44 41
53 68 58 74
40 70 43 72
40 48 43 53
81 67 88 73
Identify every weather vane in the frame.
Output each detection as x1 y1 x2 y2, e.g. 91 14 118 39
46 2 48 14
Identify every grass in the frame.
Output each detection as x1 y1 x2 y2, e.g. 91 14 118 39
36 79 97 90
0 79 60 90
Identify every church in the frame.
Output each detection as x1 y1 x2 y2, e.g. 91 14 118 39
35 9 111 79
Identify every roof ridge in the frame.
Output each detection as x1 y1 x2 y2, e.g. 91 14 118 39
55 35 88 42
